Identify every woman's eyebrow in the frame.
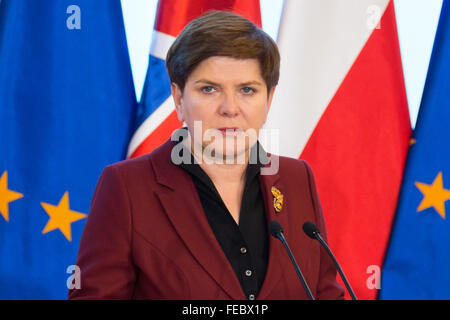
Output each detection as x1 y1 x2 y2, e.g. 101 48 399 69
240 81 263 87
194 79 263 86
194 79 221 86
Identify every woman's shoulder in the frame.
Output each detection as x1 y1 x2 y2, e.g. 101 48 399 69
267 153 314 178
100 139 175 186
102 153 153 181
107 139 174 172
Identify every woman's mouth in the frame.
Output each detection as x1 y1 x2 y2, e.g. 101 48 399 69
217 127 242 136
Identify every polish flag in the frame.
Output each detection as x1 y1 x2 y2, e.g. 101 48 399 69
262 0 411 299
127 0 261 158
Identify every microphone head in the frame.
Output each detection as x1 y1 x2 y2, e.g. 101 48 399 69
268 220 283 237
302 221 320 239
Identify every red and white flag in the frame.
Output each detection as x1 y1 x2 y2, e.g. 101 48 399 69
127 0 261 158
263 0 411 299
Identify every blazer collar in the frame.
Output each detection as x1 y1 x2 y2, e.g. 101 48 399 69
150 138 288 300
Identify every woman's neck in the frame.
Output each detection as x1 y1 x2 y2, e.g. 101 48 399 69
188 140 249 186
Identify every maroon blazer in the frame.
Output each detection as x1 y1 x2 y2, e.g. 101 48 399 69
68 139 344 300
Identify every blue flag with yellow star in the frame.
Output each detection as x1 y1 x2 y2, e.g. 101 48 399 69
380 0 450 299
0 1 136 299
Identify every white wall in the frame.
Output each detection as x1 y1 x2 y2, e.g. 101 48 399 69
394 0 442 127
121 0 443 128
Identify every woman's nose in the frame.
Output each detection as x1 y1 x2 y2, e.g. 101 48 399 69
218 93 240 117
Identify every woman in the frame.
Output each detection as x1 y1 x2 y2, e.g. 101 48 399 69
68 11 344 300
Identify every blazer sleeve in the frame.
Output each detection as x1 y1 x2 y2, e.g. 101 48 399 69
68 164 136 299
304 161 346 300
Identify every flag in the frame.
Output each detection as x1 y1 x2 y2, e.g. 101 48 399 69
127 0 262 158
380 0 450 299
262 0 411 299
0 0 136 299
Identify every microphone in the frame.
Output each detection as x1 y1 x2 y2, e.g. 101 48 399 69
302 221 357 300
268 220 315 300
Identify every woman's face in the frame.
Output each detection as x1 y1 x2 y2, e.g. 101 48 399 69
172 56 276 162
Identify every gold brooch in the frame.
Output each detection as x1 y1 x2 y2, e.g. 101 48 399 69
271 186 284 213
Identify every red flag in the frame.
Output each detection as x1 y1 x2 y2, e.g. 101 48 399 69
264 0 411 299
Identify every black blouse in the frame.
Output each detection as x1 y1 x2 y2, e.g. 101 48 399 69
173 138 269 300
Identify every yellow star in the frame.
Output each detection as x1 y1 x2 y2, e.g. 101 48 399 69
415 172 450 219
409 138 416 146
41 191 87 241
0 171 24 222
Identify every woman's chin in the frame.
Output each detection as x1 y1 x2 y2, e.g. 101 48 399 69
201 143 248 164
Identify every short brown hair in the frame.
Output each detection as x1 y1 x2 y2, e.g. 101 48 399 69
166 10 280 93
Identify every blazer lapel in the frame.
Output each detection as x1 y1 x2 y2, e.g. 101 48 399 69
150 139 246 300
257 154 290 300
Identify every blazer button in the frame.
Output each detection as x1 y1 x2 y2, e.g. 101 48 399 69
245 269 252 277
249 294 255 300
240 247 247 254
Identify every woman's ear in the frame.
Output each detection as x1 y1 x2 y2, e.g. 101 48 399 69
171 83 184 122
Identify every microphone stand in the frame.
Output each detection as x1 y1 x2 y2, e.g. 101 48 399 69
276 232 315 300
314 233 357 300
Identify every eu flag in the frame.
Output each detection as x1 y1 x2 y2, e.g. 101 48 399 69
0 1 136 298
380 0 450 299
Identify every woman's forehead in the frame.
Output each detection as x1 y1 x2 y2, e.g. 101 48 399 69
188 56 264 83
